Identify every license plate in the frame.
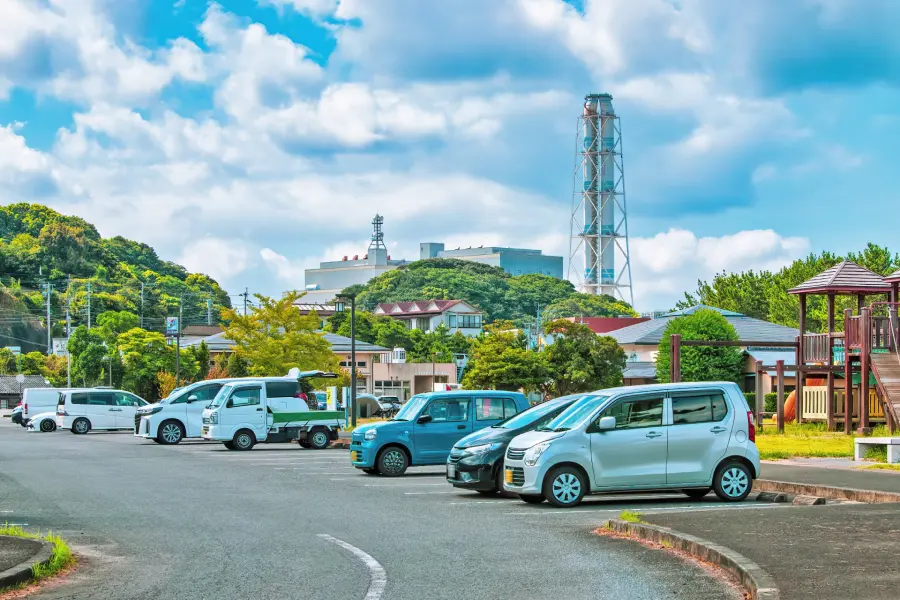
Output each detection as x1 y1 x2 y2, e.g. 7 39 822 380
447 464 456 479
350 451 359 461
504 469 513 484
201 426 209 435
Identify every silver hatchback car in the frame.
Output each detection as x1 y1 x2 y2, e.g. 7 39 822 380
503 382 760 508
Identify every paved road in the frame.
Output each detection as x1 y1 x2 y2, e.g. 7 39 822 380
761 461 900 492
0 420 751 599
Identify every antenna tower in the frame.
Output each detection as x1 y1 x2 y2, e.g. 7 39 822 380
370 214 386 251
567 93 633 305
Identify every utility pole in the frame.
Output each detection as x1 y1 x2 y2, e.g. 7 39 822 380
66 276 72 387
242 287 249 316
176 297 183 387
140 282 144 329
87 280 92 329
207 297 212 326
44 281 52 354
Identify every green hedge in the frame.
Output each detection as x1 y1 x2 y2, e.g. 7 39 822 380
764 392 778 413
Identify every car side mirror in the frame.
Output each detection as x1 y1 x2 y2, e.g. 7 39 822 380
187 395 199 403
417 415 433 424
597 416 616 431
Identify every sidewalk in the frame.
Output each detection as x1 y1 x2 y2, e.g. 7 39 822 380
0 535 51 587
633 461 900 600
761 461 900 494
643 503 900 600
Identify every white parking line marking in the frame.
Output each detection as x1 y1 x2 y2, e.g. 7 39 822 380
365 483 447 487
403 491 462 495
318 534 387 600
504 503 782 516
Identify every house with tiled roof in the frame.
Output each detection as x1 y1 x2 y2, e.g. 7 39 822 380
373 300 484 336
608 305 800 387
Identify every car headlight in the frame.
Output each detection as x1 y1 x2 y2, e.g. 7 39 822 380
524 441 552 467
462 443 500 456
364 429 377 441
145 406 163 415
210 412 219 424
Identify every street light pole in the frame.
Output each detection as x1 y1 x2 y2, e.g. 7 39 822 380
350 294 357 429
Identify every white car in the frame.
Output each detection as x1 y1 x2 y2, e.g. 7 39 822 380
26 412 58 432
503 381 761 508
57 388 149 434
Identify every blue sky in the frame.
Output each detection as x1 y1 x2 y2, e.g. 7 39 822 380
1 0 898 311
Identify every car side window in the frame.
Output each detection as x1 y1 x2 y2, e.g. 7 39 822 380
424 398 470 422
193 385 222 401
229 387 261 407
602 396 664 430
71 393 88 405
266 381 299 398
89 393 114 406
475 397 505 421
115 392 138 407
672 393 729 425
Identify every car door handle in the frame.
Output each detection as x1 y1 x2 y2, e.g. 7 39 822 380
256 408 263 411
646 432 662 438
710 426 728 433
457 424 466 429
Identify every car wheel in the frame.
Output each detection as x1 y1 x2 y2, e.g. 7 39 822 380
39 419 56 433
362 468 379 475
157 420 185 445
519 494 545 504
713 461 752 502
683 488 711 500
308 428 330 450
543 466 587 508
377 446 409 477
232 430 256 451
72 418 90 435
298 441 312 449
223 441 235 450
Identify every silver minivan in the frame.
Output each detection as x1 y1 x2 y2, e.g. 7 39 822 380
503 382 760 508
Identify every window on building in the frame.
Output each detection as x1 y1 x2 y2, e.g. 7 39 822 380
374 380 411 402
458 315 482 329
448 314 458 328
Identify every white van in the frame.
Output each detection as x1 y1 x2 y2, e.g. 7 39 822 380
23 388 65 422
135 375 320 445
57 389 149 434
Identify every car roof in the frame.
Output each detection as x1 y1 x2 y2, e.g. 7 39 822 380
415 390 526 399
588 381 738 396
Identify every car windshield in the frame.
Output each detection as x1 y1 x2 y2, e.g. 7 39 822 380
536 395 610 432
159 387 190 405
391 395 428 421
209 385 235 408
492 395 585 430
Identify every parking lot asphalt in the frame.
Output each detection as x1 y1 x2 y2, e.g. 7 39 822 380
0 420 767 600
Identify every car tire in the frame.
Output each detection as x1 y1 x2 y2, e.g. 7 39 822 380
362 468 379 475
157 420 185 445
39 419 56 433
713 461 752 502
376 446 409 477
308 428 330 450
298 441 312 449
519 494 545 504
683 488 711 500
72 418 90 435
223 441 235 450
231 430 256 451
543 466 587 508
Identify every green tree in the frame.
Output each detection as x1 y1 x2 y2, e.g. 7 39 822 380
96 310 140 338
117 328 174 400
371 317 412 350
68 325 107 386
18 352 46 376
542 320 626 397
226 353 249 377
656 309 744 384
221 291 341 376
677 270 775 321
0 348 16 374
195 341 211 380
505 274 575 321
462 321 547 392
543 293 639 321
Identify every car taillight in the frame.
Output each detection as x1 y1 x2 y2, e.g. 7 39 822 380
23 403 27 414
747 411 756 443
295 392 308 401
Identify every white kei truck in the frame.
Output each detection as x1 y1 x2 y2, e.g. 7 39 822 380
201 370 344 451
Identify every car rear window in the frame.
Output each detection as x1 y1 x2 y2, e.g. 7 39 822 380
266 381 299 399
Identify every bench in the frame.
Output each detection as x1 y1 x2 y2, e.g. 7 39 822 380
854 437 900 463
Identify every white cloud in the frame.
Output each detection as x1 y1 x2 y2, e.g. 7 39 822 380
177 238 254 283
630 228 810 310
261 0 341 17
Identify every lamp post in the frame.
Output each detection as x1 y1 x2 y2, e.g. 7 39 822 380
335 294 357 428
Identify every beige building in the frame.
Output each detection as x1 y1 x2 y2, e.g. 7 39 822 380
371 357 458 402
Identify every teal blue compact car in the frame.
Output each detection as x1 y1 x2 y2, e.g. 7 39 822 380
350 390 529 476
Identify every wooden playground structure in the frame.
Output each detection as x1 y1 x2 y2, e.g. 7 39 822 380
669 261 900 434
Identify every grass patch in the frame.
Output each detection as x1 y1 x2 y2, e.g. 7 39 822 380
857 463 900 472
618 510 644 524
864 446 888 463
756 422 892 460
0 524 74 586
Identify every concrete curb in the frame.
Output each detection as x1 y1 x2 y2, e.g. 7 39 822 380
755 479 900 504
604 519 779 600
0 535 54 589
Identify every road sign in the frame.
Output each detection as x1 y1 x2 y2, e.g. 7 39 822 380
52 338 69 356
166 317 179 336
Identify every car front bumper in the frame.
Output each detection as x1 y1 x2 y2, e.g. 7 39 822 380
349 438 378 468
447 459 498 491
502 458 548 495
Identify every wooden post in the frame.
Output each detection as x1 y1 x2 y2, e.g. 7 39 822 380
859 306 871 433
795 335 804 424
670 334 681 383
825 293 835 430
755 359 764 431
843 308 853 435
776 359 785 433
